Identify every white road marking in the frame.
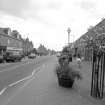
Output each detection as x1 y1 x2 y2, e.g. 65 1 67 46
8 75 32 87
0 87 7 95
9 65 42 87
16 64 46 92
0 64 45 96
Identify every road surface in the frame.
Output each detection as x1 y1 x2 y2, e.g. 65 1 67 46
0 56 52 100
0 56 105 105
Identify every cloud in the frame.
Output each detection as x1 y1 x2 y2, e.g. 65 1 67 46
0 0 30 17
76 0 105 18
0 0 105 50
47 1 62 10
78 1 96 11
0 0 63 27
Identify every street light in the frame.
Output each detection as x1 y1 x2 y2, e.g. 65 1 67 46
67 27 71 45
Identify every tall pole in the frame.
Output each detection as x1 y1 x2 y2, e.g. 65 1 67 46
67 27 71 45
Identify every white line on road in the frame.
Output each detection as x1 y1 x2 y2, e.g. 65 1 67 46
0 87 7 95
9 64 43 87
8 75 32 87
15 64 46 93
0 64 45 96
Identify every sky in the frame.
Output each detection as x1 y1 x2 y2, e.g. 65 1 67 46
0 0 105 51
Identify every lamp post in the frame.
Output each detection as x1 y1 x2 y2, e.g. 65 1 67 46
67 27 71 45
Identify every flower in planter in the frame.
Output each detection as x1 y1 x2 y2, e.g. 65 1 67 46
55 63 82 80
55 55 82 88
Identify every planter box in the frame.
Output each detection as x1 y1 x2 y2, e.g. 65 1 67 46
58 77 74 88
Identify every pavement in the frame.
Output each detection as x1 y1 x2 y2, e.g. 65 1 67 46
3 57 105 105
71 59 105 105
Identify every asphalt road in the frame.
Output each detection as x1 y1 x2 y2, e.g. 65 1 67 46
0 56 105 105
0 56 52 95
0 56 96 105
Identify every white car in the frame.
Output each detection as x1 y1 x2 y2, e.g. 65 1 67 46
28 53 36 59
56 53 61 58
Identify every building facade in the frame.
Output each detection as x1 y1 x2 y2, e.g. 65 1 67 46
74 19 105 60
0 27 33 55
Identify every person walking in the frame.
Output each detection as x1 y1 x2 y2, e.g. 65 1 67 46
76 54 82 68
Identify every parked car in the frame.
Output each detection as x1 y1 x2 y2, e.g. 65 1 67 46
5 51 22 62
28 53 36 59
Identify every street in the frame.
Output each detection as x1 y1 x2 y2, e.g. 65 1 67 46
0 56 100 105
0 56 52 104
0 56 105 105
0 0 105 104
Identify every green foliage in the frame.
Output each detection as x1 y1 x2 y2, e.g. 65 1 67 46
37 44 48 55
55 63 82 80
62 46 69 53
32 48 37 54
55 55 82 80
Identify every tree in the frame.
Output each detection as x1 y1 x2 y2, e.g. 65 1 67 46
37 44 48 55
32 48 37 54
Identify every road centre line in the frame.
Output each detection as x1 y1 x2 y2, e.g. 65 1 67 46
13 64 46 95
0 87 7 95
8 64 43 87
0 64 45 96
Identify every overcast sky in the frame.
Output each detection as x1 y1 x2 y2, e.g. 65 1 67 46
0 0 105 50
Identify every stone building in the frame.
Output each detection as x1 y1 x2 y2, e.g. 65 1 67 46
0 27 34 55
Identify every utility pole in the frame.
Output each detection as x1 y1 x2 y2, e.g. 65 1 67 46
67 27 71 45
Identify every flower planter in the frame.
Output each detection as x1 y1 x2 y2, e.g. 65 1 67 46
58 76 74 88
55 54 82 88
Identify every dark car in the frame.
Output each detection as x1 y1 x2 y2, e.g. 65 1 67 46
5 51 22 62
